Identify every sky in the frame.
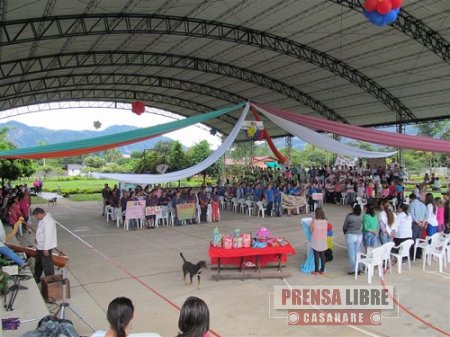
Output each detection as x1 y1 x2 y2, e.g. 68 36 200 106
4 105 223 149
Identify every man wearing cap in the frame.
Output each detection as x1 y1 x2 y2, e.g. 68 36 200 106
32 207 57 282
443 192 450 234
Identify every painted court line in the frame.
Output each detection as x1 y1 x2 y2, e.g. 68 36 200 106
56 221 222 337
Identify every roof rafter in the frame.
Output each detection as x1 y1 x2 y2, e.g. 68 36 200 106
0 13 415 121
0 89 232 134
0 51 348 123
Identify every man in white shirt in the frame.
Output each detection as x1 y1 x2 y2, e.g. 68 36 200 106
32 207 57 282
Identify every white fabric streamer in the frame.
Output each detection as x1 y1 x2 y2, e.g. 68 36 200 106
96 103 249 184
254 105 396 159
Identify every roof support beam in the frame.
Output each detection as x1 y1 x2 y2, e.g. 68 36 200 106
0 89 232 134
329 0 450 64
0 51 347 123
0 73 242 127
0 14 415 121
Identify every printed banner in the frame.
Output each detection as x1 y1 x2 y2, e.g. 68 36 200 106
145 206 161 216
125 200 145 220
176 203 196 221
281 193 306 209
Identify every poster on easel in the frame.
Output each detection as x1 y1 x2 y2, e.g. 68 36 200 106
145 206 161 216
176 203 196 221
125 200 145 220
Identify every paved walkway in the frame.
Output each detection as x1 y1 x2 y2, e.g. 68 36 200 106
26 199 450 337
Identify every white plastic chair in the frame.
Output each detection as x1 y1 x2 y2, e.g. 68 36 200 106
206 204 212 222
414 233 441 261
423 236 449 273
105 206 114 222
341 192 348 205
356 196 367 208
157 206 170 227
238 198 246 214
231 198 239 212
380 241 395 274
245 200 254 216
219 196 226 209
389 198 398 211
391 239 414 273
355 246 385 284
256 201 266 218
115 208 123 228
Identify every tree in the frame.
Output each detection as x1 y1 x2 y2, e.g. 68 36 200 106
0 127 36 185
83 156 106 169
168 141 187 172
187 140 217 183
103 149 122 163
416 121 449 170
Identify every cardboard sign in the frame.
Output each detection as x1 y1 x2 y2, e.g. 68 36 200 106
176 203 196 221
145 206 161 216
125 200 145 220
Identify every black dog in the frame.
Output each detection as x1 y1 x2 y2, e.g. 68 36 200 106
180 253 207 288
48 197 57 206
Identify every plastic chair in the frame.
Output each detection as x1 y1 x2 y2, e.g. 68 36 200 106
157 206 170 227
414 233 441 261
423 236 449 273
238 198 246 214
219 196 226 209
356 196 367 208
380 241 395 274
340 192 348 205
206 204 212 222
231 198 239 212
115 208 123 228
105 206 114 222
355 246 385 284
256 201 266 218
391 239 414 273
245 200 254 216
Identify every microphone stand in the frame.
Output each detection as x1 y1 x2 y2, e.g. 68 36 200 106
54 268 96 332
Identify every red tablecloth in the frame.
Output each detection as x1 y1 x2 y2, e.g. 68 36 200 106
209 243 296 267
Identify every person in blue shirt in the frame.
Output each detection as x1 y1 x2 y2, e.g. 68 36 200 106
408 193 428 259
264 183 274 216
273 184 282 217
253 184 263 201
307 183 321 212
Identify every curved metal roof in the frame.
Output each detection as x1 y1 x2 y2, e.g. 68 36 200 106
0 0 448 139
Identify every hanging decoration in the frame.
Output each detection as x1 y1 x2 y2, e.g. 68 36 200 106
131 101 146 115
93 121 102 129
210 128 218 136
242 121 264 140
363 0 402 27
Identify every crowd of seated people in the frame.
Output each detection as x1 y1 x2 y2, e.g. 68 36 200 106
0 184 32 232
102 183 220 228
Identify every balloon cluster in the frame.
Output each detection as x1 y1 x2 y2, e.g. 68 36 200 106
210 128 217 136
363 0 402 27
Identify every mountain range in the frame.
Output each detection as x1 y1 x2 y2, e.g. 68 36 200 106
0 121 174 154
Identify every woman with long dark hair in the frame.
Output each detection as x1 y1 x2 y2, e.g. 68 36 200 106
378 200 397 244
424 192 438 236
177 297 210 337
91 297 134 337
343 203 363 275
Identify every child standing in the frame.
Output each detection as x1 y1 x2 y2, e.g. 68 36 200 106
310 207 328 275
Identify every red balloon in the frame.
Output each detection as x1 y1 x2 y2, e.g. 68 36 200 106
132 101 145 115
390 0 403 9
377 0 392 15
364 0 378 11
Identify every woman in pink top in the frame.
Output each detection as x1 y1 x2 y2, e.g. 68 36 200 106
310 208 328 275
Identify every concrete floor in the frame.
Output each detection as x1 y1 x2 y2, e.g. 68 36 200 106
34 199 450 337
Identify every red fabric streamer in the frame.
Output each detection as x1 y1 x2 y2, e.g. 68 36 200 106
252 103 450 154
251 108 288 164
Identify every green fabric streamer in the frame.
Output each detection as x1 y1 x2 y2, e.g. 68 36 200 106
0 102 245 158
